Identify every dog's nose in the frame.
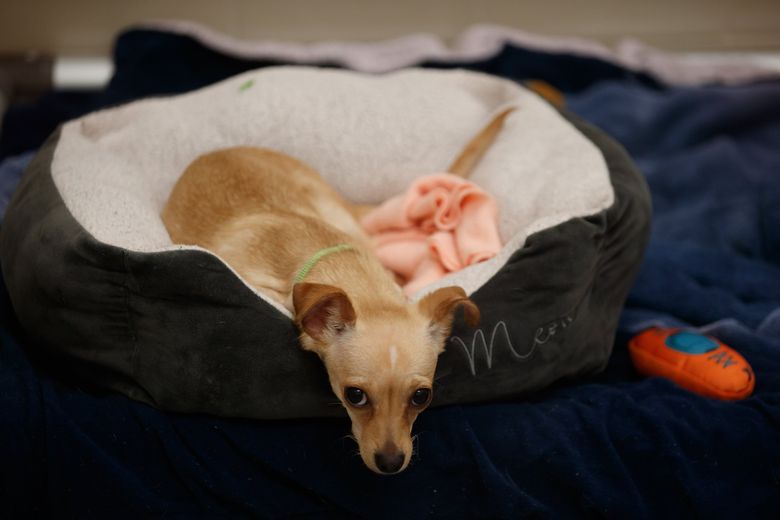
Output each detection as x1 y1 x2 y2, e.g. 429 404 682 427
374 449 405 474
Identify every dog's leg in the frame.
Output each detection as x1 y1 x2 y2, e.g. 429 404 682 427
347 204 378 221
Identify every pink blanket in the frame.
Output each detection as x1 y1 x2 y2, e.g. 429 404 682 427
360 173 503 295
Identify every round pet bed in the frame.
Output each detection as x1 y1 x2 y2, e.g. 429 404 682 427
0 67 650 418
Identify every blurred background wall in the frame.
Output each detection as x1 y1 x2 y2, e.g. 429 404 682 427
2 0 780 56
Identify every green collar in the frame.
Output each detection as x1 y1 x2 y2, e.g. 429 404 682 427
294 244 355 283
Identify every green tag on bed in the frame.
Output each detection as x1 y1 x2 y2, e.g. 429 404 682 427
239 79 255 92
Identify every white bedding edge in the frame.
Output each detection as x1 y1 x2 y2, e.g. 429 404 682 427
134 20 780 86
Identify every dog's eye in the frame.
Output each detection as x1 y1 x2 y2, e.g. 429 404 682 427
410 388 431 407
345 387 368 407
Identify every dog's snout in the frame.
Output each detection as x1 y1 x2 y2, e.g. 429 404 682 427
374 448 405 474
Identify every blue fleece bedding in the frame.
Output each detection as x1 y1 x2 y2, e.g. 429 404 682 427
1 29 779 518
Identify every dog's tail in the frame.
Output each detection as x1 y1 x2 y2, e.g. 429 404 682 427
447 106 516 178
347 106 516 221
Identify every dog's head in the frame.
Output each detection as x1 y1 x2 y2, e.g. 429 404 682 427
293 283 479 474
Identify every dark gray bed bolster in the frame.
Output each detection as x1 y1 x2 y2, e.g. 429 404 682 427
0 112 650 419
436 113 651 405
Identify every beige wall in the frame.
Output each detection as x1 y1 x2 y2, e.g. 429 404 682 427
2 0 780 56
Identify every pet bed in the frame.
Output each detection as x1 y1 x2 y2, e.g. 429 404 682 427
0 66 650 418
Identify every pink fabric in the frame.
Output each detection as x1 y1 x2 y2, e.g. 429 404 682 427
360 173 503 295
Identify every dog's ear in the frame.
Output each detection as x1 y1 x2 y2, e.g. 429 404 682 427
293 283 356 346
417 286 480 348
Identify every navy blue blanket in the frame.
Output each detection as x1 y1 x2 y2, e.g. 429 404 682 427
2 29 779 518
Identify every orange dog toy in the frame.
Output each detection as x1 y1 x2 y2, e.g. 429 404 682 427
629 327 755 400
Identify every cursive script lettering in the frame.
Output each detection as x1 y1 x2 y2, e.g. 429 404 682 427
450 314 575 376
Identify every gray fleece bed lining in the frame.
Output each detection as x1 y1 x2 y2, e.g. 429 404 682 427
52 67 613 311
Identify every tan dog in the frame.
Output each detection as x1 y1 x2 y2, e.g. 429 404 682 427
161 108 513 474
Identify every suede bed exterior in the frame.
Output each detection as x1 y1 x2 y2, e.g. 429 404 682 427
0 111 650 419
438 113 651 405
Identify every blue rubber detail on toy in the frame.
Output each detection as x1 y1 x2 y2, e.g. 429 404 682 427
665 332 719 354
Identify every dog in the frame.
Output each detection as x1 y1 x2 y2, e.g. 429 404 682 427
161 107 513 474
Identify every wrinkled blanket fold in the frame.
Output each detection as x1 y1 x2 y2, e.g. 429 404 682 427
360 173 503 294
